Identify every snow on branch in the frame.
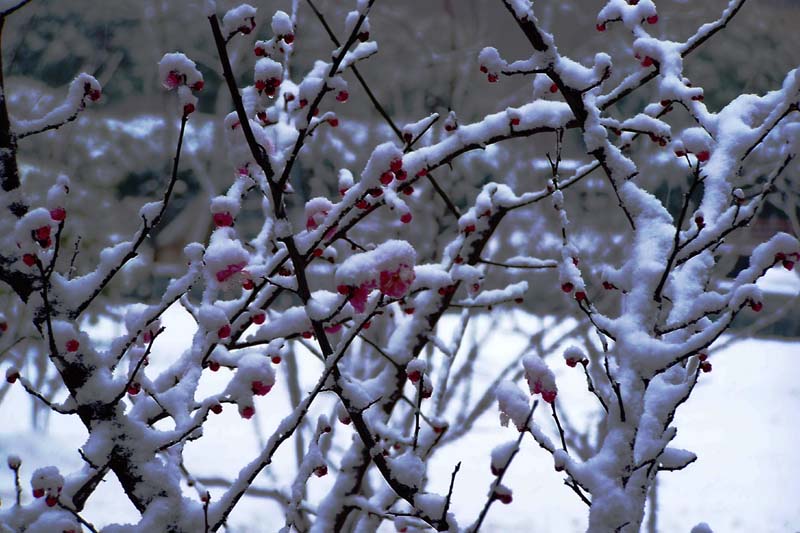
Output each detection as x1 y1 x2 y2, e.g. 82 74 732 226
14 73 101 139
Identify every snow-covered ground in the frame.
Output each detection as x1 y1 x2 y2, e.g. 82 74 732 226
1 300 798 532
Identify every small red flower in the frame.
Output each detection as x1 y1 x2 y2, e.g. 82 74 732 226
251 380 272 396
50 207 66 222
379 264 415 299
380 171 394 185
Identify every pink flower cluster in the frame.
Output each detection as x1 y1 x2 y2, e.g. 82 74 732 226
339 263 415 313
529 377 557 404
522 354 558 404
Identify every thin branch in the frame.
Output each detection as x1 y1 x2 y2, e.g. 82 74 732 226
653 168 703 304
441 461 461 524
470 401 538 533
16 109 82 139
18 376 75 414
551 401 568 452
208 15 275 183
0 0 32 17
67 236 81 279
10 462 21 506
412 377 423 450
58 501 99 533
72 115 188 317
276 1 377 192
110 326 164 406
478 258 557 270
599 0 747 111
304 0 461 219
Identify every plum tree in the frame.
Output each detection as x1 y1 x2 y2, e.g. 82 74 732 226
0 0 798 531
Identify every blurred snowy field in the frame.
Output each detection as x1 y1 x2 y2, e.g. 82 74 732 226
1 276 798 532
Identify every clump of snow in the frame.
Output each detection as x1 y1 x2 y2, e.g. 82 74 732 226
204 229 250 285
522 354 557 403
388 450 425 489
158 52 203 91
496 381 531 431
490 440 518 474
271 10 293 37
335 240 416 312
222 4 257 36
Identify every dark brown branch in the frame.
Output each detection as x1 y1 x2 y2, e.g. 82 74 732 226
551 401 568 452
653 168 703 304
57 501 99 533
208 15 275 183
18 376 75 414
276 1 377 193
16 109 83 139
71 465 109 511
0 17 22 194
72 115 188 317
1 0 33 17
304 0 461 219
441 461 461 525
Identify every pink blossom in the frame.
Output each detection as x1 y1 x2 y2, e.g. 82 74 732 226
541 389 557 404
378 264 415 298
213 212 234 227
349 283 375 313
304 198 333 232
216 261 246 283
164 70 183 90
